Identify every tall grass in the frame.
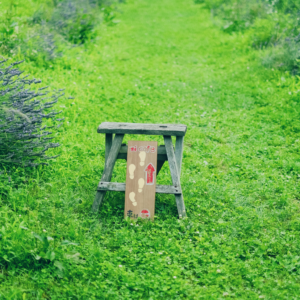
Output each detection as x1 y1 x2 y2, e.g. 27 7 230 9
197 0 300 73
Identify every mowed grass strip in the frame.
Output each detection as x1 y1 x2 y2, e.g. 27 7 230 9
1 0 300 298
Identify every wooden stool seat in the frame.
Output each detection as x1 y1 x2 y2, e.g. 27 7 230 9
92 122 187 218
98 122 187 136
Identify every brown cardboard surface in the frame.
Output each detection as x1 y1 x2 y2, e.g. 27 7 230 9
124 141 158 220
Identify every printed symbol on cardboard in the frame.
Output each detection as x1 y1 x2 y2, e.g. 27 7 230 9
137 146 156 153
128 164 136 179
140 209 150 219
127 210 138 219
138 178 145 193
129 192 137 206
125 141 157 220
145 163 155 185
139 151 146 166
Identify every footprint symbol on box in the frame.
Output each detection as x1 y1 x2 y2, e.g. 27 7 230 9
139 151 146 166
129 192 137 206
129 164 136 179
138 178 145 193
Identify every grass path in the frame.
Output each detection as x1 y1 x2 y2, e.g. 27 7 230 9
2 0 300 298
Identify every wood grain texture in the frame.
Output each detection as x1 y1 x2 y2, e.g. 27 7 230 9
124 141 158 220
164 136 180 187
92 191 106 213
91 134 124 212
98 122 187 136
102 134 124 182
174 194 186 218
97 182 182 194
104 134 113 170
175 136 184 176
164 135 186 218
174 137 186 218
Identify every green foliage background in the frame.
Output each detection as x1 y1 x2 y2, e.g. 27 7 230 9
1 0 300 299
197 0 300 74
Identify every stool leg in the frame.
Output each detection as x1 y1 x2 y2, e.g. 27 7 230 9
175 136 184 176
175 136 186 218
104 134 113 172
164 136 186 218
175 194 186 219
93 191 106 213
92 134 124 212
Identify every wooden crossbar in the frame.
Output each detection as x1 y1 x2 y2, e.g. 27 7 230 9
117 144 168 161
97 182 182 194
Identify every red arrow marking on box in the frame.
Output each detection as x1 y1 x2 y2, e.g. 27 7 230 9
145 163 155 185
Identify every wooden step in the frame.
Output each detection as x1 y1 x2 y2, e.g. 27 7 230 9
97 182 182 194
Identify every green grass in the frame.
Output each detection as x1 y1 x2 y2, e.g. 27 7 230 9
1 0 300 298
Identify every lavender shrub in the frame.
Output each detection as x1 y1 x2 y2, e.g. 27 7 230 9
0 59 64 167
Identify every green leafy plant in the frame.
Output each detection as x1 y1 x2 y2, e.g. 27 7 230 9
0 0 119 66
262 39 300 73
50 0 98 44
0 0 19 53
197 0 300 73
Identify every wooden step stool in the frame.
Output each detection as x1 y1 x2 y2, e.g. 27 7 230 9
92 122 187 218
